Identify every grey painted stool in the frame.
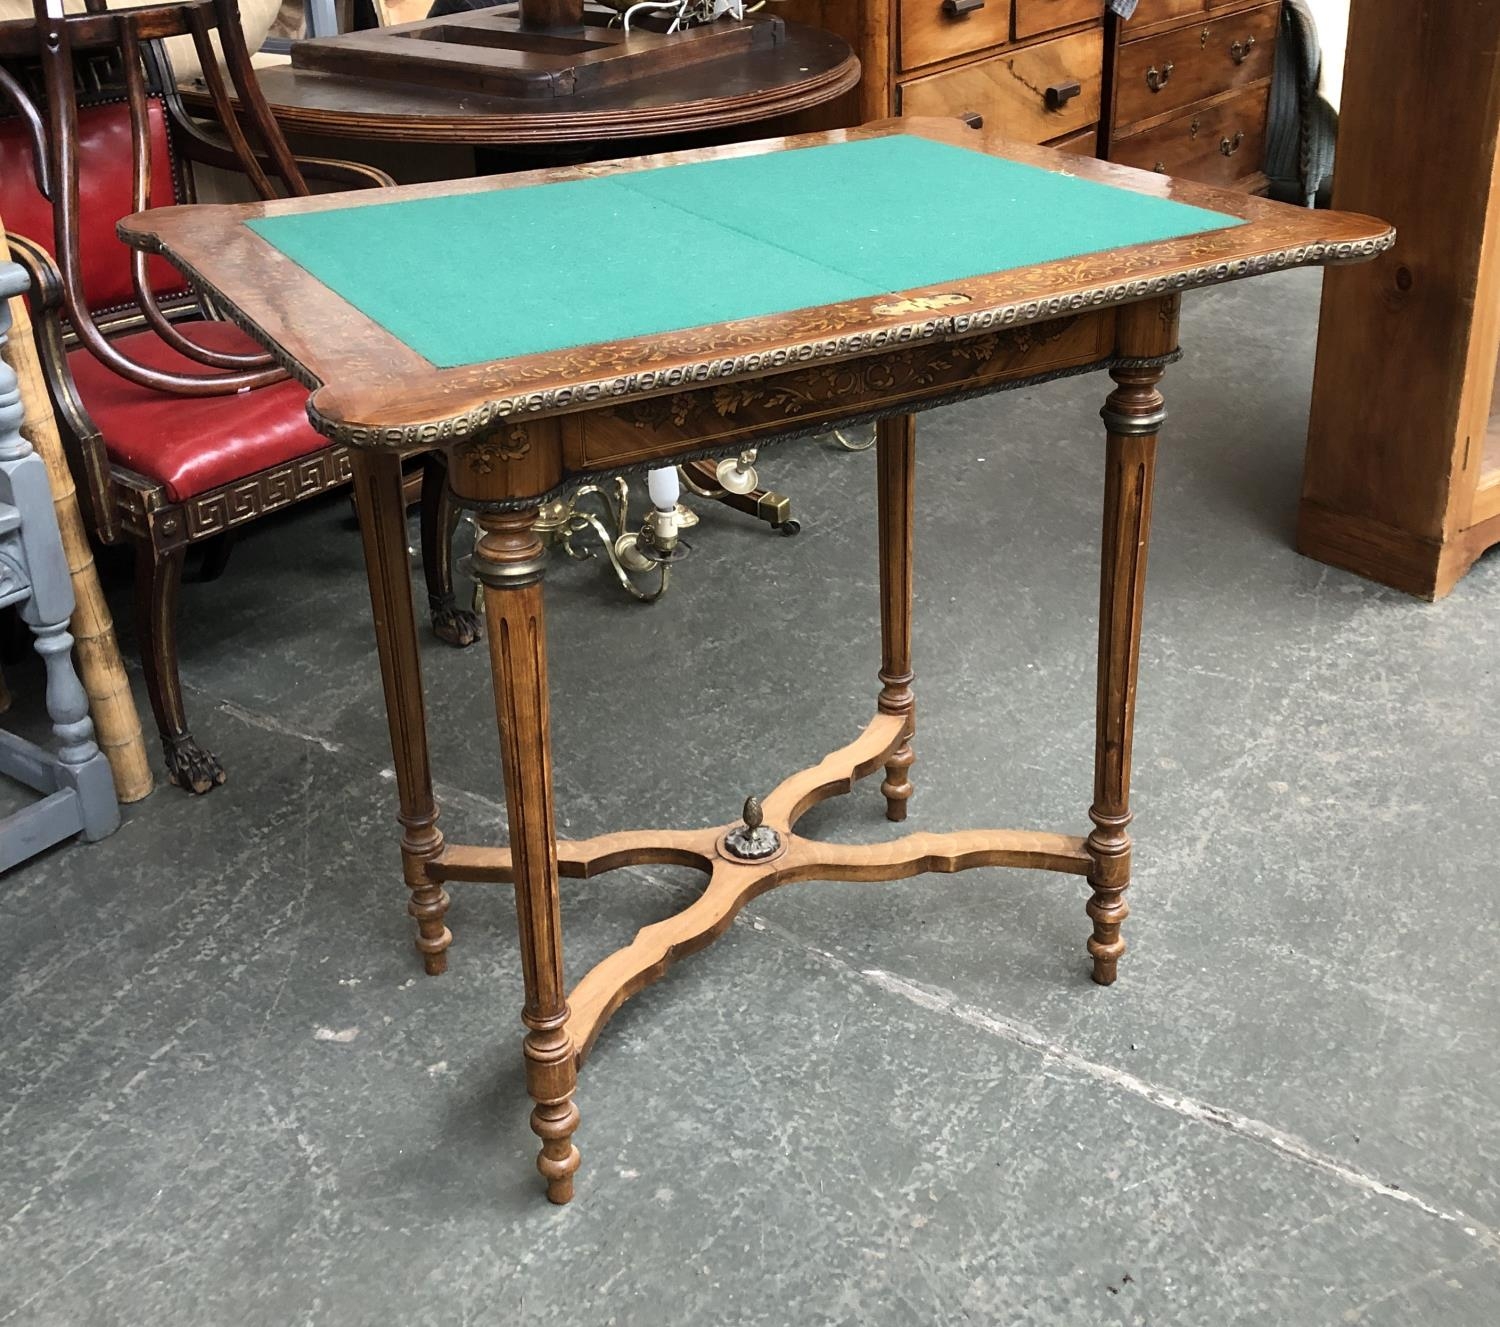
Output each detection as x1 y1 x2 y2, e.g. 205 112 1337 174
0 262 119 871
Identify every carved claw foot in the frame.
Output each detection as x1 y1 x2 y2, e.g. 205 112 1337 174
162 732 226 795
429 599 482 648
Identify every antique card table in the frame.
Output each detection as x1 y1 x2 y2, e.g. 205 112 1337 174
121 119 1392 1205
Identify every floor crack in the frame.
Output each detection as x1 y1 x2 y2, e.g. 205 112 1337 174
214 698 343 755
722 903 1500 1256
854 962 1500 1254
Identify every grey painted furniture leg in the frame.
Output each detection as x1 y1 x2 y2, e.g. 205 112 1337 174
0 262 119 872
306 0 339 38
260 0 341 56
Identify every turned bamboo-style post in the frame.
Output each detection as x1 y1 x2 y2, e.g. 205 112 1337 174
0 224 152 803
876 413 916 822
472 509 580 1205
1086 294 1178 985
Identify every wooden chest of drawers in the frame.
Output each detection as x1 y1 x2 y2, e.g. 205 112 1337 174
1103 0 1279 191
777 0 1107 150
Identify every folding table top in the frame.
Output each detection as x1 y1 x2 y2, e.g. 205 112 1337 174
119 118 1394 446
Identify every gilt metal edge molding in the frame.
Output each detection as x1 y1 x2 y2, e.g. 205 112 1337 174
311 234 1393 446
132 229 1394 450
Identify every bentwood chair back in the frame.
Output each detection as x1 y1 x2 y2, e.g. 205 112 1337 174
0 0 477 794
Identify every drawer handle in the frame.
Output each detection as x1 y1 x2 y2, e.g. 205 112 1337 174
1045 80 1082 110
1145 63 1174 93
942 0 986 16
1220 131 1245 156
1229 36 1257 64
1189 116 1201 138
959 110 984 129
1153 162 1167 174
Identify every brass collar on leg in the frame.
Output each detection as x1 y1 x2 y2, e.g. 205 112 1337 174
470 546 549 590
1099 402 1168 436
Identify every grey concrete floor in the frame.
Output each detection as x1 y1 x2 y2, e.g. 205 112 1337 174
1 267 1498 1325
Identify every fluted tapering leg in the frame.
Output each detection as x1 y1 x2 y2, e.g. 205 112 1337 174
1087 297 1177 985
351 451 451 974
473 510 579 1205
876 414 916 822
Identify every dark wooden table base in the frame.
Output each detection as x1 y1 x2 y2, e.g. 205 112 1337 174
347 296 1178 1204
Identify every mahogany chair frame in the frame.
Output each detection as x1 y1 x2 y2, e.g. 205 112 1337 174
0 0 478 793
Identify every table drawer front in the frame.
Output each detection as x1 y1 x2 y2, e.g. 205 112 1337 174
1015 0 1105 41
899 0 1012 73
1113 2 1278 127
1110 83 1269 185
900 27 1104 142
570 313 1116 472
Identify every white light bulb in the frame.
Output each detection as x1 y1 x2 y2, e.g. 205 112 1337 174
647 466 680 512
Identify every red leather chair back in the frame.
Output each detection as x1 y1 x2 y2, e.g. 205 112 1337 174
0 97 190 316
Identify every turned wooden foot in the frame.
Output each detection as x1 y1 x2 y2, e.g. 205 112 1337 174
1086 809 1131 986
526 1018 581 1204
403 818 452 977
880 736 915 822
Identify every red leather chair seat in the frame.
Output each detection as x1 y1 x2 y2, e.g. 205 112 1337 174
68 321 326 502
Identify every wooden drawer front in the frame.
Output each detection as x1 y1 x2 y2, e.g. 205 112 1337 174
901 28 1104 142
899 0 1011 72
572 313 1117 472
1015 0 1105 41
1121 0 1254 31
1114 2 1278 127
1111 83 1269 185
1049 126 1099 155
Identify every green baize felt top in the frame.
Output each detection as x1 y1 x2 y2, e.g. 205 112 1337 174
246 133 1243 370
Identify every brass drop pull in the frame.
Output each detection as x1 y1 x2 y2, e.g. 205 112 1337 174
1045 79 1082 110
959 110 983 129
1153 162 1167 174
942 0 985 16
1220 131 1245 156
1145 62 1173 92
1229 36 1256 63
1188 116 1201 139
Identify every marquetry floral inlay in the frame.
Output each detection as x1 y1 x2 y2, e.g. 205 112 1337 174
604 320 1084 434
465 424 532 472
